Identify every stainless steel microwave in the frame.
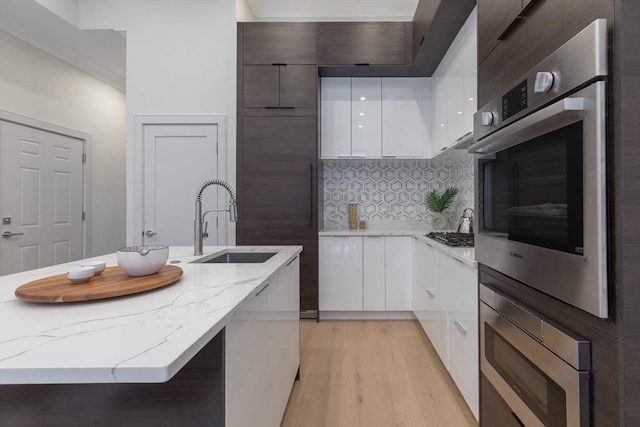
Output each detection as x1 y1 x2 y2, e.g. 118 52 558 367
470 19 609 318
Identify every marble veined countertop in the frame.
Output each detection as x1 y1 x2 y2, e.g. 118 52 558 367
0 246 302 385
319 229 476 267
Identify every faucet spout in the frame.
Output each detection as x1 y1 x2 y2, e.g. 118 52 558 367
194 179 237 256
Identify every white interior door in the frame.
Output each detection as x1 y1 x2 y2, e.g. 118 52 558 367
142 124 223 247
0 120 84 275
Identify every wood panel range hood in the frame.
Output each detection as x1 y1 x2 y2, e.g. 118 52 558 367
319 0 477 77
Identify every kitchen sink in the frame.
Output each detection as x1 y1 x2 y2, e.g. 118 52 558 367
191 251 277 264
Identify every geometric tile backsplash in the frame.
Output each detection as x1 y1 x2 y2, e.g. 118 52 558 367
323 150 475 229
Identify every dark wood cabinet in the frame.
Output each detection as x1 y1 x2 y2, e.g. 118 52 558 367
476 1 640 425
238 23 320 315
242 23 317 64
242 65 317 108
477 0 524 63
477 0 613 106
318 22 411 66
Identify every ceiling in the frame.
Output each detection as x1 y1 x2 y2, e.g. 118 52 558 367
0 0 126 91
246 0 419 21
0 0 421 92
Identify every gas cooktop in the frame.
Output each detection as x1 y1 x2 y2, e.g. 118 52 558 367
426 232 474 247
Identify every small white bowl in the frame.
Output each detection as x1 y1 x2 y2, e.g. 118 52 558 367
80 260 106 275
117 245 169 277
67 266 95 284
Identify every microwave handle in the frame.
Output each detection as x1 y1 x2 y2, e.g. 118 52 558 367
469 96 586 155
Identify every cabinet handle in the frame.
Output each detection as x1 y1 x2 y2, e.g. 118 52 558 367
354 63 370 66
426 289 435 298
453 320 467 335
287 256 297 266
263 106 296 110
382 155 397 158
308 162 313 227
419 36 425 47
440 146 448 151
455 131 473 142
272 63 287 66
278 106 296 109
256 283 270 296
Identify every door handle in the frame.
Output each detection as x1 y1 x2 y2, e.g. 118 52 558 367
144 230 156 237
2 231 24 238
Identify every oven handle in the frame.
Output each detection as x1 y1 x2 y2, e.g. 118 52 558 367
469 96 586 155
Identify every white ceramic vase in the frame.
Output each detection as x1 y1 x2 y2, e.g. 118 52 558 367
431 212 449 230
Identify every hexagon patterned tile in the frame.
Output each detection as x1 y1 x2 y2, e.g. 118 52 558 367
323 151 474 227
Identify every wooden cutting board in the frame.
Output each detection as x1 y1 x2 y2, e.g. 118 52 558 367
15 265 183 303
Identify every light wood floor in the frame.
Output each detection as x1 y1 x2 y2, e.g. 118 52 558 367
281 320 478 427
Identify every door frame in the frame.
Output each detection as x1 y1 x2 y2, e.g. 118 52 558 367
0 109 91 259
132 115 227 246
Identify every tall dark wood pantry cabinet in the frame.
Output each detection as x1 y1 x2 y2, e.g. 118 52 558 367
237 23 320 316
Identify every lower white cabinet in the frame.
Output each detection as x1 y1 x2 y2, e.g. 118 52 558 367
319 236 364 310
226 257 300 427
319 235 412 312
448 262 478 420
385 236 413 310
363 236 385 310
412 238 478 420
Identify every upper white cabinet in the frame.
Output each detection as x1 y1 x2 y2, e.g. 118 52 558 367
430 8 477 153
381 78 424 157
320 77 426 159
351 78 382 157
320 78 352 157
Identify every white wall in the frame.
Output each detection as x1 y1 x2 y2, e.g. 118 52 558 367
0 29 127 257
78 0 238 245
237 0 256 21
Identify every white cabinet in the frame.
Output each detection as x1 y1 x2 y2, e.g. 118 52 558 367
319 236 364 310
411 238 478 420
385 236 413 310
363 236 385 311
413 240 448 366
429 8 477 153
382 78 424 157
351 78 382 157
448 262 479 419
421 78 433 158
321 77 427 159
226 256 300 427
320 77 351 157
319 235 412 312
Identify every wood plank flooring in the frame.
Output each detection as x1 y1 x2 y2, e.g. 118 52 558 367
281 320 478 427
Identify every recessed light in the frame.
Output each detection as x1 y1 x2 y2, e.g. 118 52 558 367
468 97 475 101
458 111 463 114
359 112 364 116
358 125 363 128
360 97 366 101
440 124 445 127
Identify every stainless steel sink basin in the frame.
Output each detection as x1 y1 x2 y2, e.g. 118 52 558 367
191 251 277 264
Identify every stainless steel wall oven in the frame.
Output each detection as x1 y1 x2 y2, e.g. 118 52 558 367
480 284 591 427
471 19 609 318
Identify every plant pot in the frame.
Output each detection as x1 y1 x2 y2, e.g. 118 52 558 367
431 212 449 230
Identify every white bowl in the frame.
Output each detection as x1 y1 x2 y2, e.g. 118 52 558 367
67 266 95 284
80 260 106 275
117 245 169 277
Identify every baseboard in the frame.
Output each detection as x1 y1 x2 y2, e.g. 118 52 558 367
318 311 417 320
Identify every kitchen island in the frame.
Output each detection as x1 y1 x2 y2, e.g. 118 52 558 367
0 245 302 426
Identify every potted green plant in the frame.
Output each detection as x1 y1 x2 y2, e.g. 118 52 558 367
424 186 459 230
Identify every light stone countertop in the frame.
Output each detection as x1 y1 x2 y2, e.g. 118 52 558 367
319 229 476 267
0 245 302 385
